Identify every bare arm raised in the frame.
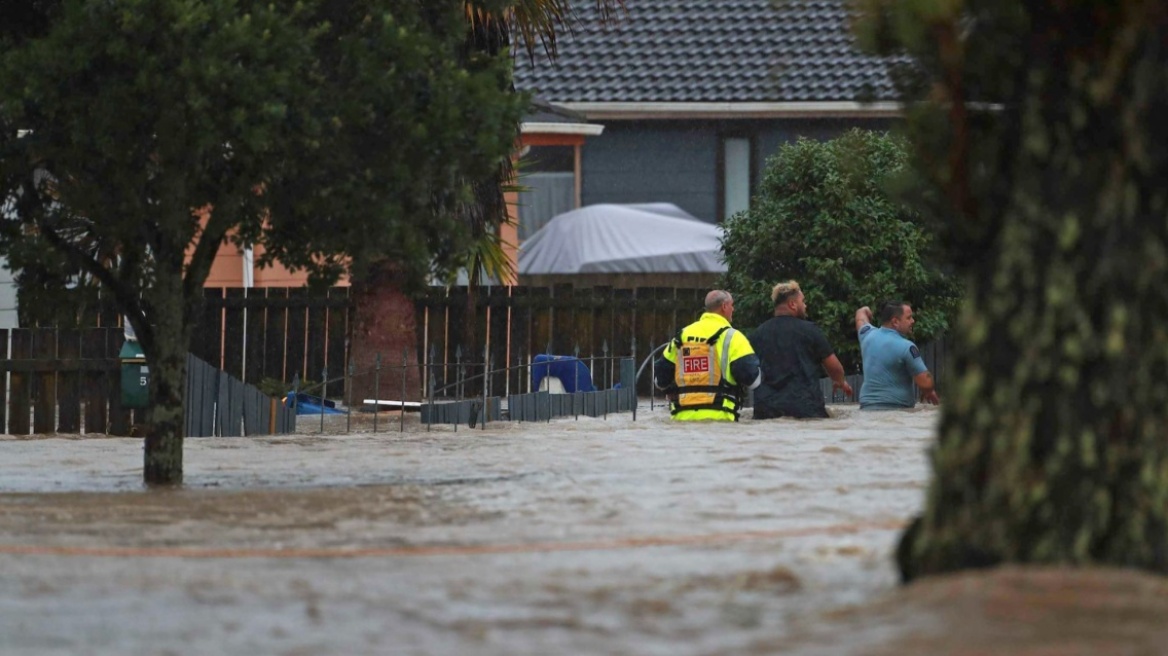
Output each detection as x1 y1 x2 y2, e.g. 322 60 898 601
855 306 874 335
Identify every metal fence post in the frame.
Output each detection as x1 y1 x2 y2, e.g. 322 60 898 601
427 368 435 432
401 348 407 433
602 339 609 389
631 337 638 422
346 361 354 434
455 344 463 400
573 343 580 421
481 345 489 430
320 366 328 434
373 352 381 433
428 343 437 401
649 334 656 413
520 347 527 394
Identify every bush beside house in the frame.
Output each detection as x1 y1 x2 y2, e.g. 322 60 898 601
719 129 961 370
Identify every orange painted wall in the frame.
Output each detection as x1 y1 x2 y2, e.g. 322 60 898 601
190 208 349 289
195 129 583 288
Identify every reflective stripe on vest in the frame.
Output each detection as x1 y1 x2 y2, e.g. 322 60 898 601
671 326 741 419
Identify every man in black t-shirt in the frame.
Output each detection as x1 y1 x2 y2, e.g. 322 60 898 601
750 281 852 419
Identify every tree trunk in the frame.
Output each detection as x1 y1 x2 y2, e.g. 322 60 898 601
140 267 192 486
348 263 423 405
898 9 1168 581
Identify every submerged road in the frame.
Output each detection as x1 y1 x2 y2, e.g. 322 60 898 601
0 405 936 655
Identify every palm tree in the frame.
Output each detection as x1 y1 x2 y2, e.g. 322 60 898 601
348 1 623 404
452 0 625 385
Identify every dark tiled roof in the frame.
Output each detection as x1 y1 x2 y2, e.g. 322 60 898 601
513 0 896 103
524 96 590 123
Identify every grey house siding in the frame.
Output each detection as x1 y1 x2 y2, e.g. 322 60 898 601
581 118 896 224
755 118 896 167
0 259 15 329
581 121 719 221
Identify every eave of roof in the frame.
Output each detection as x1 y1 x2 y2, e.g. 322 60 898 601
559 101 902 120
520 122 606 135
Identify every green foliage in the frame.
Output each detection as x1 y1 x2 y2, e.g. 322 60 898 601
856 1 1168 581
719 129 961 369
0 0 527 481
0 0 527 328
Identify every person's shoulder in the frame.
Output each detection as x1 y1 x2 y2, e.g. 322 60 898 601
905 340 922 359
799 318 827 334
750 317 779 334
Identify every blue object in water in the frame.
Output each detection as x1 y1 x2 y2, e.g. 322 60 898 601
286 392 344 415
531 354 596 393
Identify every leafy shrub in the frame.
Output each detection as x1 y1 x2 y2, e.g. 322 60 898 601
720 129 961 369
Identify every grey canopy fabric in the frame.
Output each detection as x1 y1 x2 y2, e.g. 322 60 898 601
518 203 727 274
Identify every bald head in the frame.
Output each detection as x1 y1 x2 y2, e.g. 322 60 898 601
705 290 734 320
705 290 731 311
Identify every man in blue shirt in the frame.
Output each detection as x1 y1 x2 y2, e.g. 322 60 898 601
854 301 939 410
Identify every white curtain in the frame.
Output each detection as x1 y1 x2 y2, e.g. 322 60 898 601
518 172 575 240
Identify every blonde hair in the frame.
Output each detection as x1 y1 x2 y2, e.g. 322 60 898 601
771 281 801 306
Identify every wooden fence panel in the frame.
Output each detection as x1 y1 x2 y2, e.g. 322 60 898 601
216 371 232 437
445 287 469 397
244 288 268 386
654 287 681 357
445 287 469 356
632 288 659 389
487 286 510 398
81 329 111 434
528 287 552 359
550 284 573 355
31 328 56 434
184 354 199 437
508 286 530 395
305 288 329 385
420 287 447 400
263 287 288 383
196 287 223 367
242 385 263 435
8 329 31 435
0 330 7 433
106 329 132 436
675 288 705 334
222 288 246 381
470 288 491 396
589 287 614 369
326 288 349 392
191 355 219 437
285 288 308 383
57 329 82 433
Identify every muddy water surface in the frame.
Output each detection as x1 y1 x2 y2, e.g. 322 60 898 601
0 405 1160 655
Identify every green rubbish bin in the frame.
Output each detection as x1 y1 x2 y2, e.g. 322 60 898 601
119 340 150 409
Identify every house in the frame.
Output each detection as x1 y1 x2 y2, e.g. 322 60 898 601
512 0 898 225
199 99 602 289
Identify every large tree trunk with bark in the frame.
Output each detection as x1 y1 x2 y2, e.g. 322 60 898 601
348 264 423 406
140 265 193 486
898 4 1168 581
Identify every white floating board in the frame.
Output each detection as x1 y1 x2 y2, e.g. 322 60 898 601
363 399 423 409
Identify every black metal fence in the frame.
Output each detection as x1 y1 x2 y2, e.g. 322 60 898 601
291 353 639 432
185 354 296 437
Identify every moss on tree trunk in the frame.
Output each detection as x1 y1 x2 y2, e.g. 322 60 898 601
875 3 1168 581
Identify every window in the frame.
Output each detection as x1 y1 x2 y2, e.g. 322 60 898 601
519 146 576 240
720 136 753 221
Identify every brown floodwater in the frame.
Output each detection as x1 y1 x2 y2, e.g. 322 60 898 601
0 405 1162 655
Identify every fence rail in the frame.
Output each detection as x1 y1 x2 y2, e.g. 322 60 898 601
0 327 295 436
9 285 950 434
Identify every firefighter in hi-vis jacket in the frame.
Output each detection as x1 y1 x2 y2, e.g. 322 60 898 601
654 290 761 421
